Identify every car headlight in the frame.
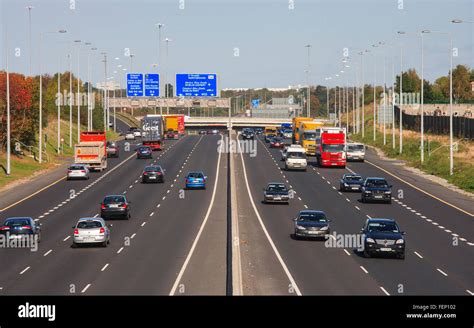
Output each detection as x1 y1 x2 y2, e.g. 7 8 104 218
319 226 329 231
366 238 375 243
395 239 404 244
384 191 392 194
296 225 306 230
364 190 372 194
344 183 348 186
266 194 273 198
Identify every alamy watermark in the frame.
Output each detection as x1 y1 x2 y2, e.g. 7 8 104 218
55 91 96 108
217 136 257 157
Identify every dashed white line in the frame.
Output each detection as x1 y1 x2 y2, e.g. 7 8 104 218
414 251 423 259
20 267 30 275
436 268 448 277
81 284 91 293
355 206 360 210
380 287 390 295
343 249 351 256
43 249 52 257
360 266 369 274
63 236 70 241
117 247 124 254
141 222 146 227
101 264 109 272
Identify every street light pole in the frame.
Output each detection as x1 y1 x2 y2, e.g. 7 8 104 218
26 5 34 76
372 44 378 141
420 31 427 163
6 30 11 175
305 44 311 118
57 53 61 154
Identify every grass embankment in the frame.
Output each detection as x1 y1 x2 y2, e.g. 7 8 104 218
346 104 474 193
0 117 120 190
115 111 140 127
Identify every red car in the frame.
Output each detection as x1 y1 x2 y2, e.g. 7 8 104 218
270 137 285 148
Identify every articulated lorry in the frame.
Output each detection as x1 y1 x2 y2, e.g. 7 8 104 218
292 117 313 144
141 115 164 150
74 131 107 171
315 127 346 168
298 121 324 155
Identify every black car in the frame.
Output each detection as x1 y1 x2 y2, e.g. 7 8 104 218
361 177 392 203
142 165 165 183
0 217 41 242
340 173 364 192
241 128 255 140
293 210 330 239
361 218 405 259
264 134 276 143
136 146 153 159
255 128 264 135
263 182 290 204
100 195 131 220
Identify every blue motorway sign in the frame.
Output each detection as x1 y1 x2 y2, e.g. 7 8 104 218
251 99 260 108
175 74 217 97
127 73 144 97
144 74 160 97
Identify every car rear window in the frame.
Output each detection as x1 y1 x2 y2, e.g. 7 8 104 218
346 176 362 182
368 222 399 233
366 179 388 187
188 172 204 178
267 184 287 192
77 221 103 229
298 213 327 222
5 219 31 227
145 166 161 172
104 196 126 204
69 165 85 170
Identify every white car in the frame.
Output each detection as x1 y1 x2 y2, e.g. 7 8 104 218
67 164 90 180
281 145 303 161
125 132 135 140
72 217 111 248
346 143 365 162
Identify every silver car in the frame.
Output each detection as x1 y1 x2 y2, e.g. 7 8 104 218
67 164 90 180
72 218 111 247
346 143 365 162
125 132 135 140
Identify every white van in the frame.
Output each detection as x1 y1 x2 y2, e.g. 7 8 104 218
346 143 365 162
285 147 307 171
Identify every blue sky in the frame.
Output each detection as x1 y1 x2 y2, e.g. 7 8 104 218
1 0 472 89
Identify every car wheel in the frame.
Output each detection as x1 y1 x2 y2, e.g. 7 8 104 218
398 253 405 260
363 250 371 258
294 232 299 240
340 186 344 192
102 241 108 247
387 199 392 204
72 242 77 248
361 197 365 203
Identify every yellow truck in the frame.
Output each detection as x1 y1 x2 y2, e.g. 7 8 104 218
298 121 324 155
164 116 179 139
292 117 313 144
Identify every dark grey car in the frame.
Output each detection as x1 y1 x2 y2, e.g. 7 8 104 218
293 210 330 239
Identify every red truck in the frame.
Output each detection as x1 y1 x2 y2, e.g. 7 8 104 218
315 127 346 168
74 131 107 171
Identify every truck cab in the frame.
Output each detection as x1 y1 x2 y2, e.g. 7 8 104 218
315 127 346 168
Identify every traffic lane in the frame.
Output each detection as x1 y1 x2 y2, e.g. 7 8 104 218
307 157 473 292
346 158 474 242
173 136 227 295
0 118 137 219
84 135 221 295
246 139 383 295
269 147 469 295
235 136 301 295
0 137 190 294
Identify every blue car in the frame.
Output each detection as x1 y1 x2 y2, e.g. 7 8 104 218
185 171 207 189
136 146 152 159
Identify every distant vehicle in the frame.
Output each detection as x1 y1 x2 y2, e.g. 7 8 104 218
74 132 107 172
166 130 177 139
299 121 324 156
199 130 207 135
361 218 405 259
185 171 207 189
281 144 303 161
264 135 275 143
315 127 346 168
67 164 90 180
263 182 290 204
241 128 255 140
72 217 111 248
255 128 264 135
130 127 142 137
106 141 119 158
361 178 392 203
346 143 365 162
264 126 277 140
124 132 135 140
211 129 219 135
285 147 307 171
292 117 313 144
108 121 113 127
293 210 330 239
282 129 293 139
141 115 163 150
100 195 131 220
136 146 153 159
339 173 364 192
270 137 285 148
142 165 165 183
0 217 41 242
164 115 184 138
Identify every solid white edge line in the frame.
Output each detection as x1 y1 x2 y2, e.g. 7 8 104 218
237 137 302 296
169 135 223 296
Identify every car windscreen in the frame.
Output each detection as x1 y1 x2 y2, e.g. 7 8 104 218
5 219 31 227
272 138 283 142
347 144 364 151
267 184 287 192
366 180 388 187
345 176 362 182
139 147 150 151
287 152 306 159
69 165 85 170
367 222 399 233
145 166 161 172
104 196 126 204
298 213 327 222
303 132 316 140
322 144 345 152
77 221 103 229
188 173 204 178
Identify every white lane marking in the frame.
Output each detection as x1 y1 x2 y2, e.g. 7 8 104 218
338 192 343 196
355 206 361 210
117 247 124 254
156 204 161 208
81 284 91 293
366 215 371 218
343 249 351 256
43 249 52 257
467 290 474 295
436 268 448 277
346 198 350 202
141 222 146 227
233 138 302 296
360 266 369 274
304 205 308 209
101 264 109 272
162 196 166 200
20 267 30 275
170 135 223 296
380 287 390 295
149 212 154 217
131 233 136 239
63 236 70 241
414 251 423 259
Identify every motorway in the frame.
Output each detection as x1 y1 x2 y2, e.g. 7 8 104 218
0 119 472 295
